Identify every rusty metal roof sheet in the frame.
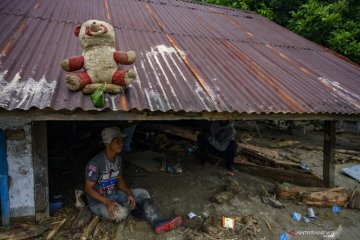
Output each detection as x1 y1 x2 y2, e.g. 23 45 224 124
0 0 360 115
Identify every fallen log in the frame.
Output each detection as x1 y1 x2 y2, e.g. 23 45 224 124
80 215 100 240
276 183 335 200
302 191 350 207
276 183 351 207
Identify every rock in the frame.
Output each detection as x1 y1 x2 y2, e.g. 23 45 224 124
211 191 235 204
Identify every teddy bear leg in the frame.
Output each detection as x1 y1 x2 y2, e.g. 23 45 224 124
66 72 92 91
125 69 136 86
83 83 122 94
112 69 136 88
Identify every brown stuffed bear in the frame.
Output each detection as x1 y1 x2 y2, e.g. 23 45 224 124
61 20 136 94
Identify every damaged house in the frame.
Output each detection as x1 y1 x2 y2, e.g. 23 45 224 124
0 0 359 233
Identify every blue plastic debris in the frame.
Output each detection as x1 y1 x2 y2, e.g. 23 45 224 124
300 163 310 171
332 205 341 213
279 233 289 240
292 212 301 221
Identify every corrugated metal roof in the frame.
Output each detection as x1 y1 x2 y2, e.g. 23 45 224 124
0 0 360 115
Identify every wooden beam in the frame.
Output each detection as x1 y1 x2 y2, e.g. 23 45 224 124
323 121 336 188
32 121 49 221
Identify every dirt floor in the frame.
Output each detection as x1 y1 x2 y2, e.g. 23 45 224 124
1 121 359 240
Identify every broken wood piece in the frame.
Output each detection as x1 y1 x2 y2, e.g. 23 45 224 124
72 207 92 229
276 183 346 200
302 190 350 207
265 220 272 232
239 221 254 234
93 222 101 238
261 196 285 208
241 149 300 168
0 223 49 240
46 218 67 240
270 140 300 148
277 183 351 207
80 215 100 240
234 162 323 187
238 143 279 159
348 188 360 209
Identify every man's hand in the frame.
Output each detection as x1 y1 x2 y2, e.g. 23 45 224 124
105 200 120 219
127 194 136 209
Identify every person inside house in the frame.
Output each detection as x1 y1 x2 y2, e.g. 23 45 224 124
197 120 237 172
84 126 182 234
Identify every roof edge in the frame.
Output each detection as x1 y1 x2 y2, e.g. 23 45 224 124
0 109 359 121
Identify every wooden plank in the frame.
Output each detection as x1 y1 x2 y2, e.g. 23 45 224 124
241 149 299 168
323 121 336 188
233 160 324 187
238 143 278 158
0 130 10 226
32 121 49 221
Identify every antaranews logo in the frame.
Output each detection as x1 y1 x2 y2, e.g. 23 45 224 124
279 229 337 239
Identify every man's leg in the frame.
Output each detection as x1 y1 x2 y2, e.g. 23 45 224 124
225 140 237 170
141 198 182 234
89 190 131 222
129 189 182 233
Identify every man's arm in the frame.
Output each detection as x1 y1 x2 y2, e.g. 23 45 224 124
84 180 119 219
208 127 235 151
116 176 136 208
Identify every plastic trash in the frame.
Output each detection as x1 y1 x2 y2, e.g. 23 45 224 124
308 208 316 218
300 163 310 171
186 146 194 154
279 233 289 240
292 212 301 221
332 205 341 213
187 211 197 219
49 194 64 215
166 166 175 174
222 216 235 229
303 216 311 223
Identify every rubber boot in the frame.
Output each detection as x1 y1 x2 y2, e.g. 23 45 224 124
142 198 182 234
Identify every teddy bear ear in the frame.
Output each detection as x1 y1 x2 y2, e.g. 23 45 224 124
74 25 81 37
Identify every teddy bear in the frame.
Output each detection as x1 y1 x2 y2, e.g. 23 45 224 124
61 20 136 94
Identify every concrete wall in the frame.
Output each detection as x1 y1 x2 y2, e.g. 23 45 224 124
0 121 35 217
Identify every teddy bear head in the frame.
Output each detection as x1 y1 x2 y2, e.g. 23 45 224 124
74 20 115 50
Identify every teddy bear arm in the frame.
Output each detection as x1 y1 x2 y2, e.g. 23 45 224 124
61 55 84 71
113 50 136 65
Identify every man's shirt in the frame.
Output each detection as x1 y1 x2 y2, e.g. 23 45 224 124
85 151 122 207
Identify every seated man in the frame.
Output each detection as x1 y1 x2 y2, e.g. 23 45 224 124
197 120 237 171
84 127 182 234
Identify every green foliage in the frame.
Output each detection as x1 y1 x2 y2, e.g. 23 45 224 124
288 0 360 63
202 0 360 64
288 0 347 45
